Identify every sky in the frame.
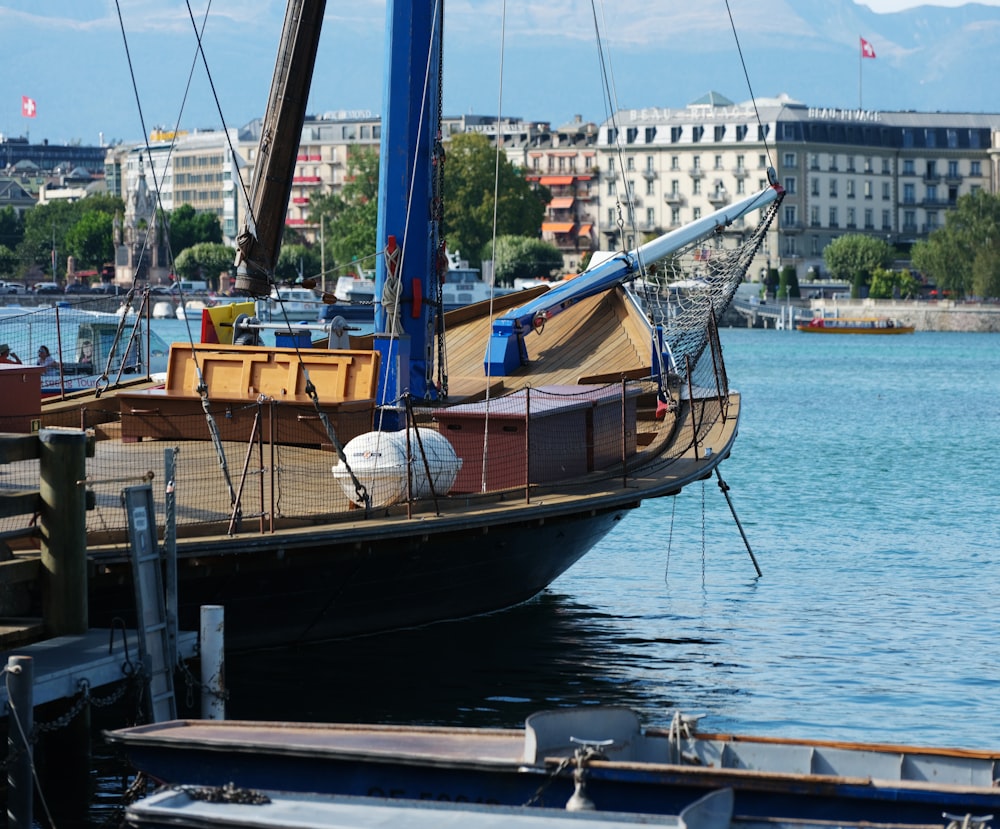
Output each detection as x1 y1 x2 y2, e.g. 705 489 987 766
3 0 1000 148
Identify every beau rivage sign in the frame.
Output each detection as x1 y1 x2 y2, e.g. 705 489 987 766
625 106 883 123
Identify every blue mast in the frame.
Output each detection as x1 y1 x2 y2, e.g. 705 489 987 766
374 0 442 411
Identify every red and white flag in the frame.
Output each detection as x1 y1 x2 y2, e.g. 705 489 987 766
860 37 876 59
21 96 36 118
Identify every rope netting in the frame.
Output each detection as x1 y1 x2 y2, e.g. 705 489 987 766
627 191 782 392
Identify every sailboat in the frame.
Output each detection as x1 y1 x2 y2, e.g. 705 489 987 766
16 0 782 650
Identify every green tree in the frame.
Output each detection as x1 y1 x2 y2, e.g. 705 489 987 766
971 241 1000 299
910 190 1000 299
64 210 114 269
165 204 222 255
0 206 24 252
309 146 380 272
0 245 18 277
777 265 800 299
16 195 124 281
486 235 563 286
174 242 236 291
823 234 894 298
442 133 547 270
275 243 322 283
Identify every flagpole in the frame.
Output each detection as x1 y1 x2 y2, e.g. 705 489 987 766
859 35 863 109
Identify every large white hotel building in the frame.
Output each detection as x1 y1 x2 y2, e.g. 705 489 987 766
105 93 1000 281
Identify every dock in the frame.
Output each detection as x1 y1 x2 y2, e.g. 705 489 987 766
0 627 197 710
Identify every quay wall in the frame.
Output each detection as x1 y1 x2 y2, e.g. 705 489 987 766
810 299 1000 333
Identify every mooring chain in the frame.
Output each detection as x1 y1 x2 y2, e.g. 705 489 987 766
522 755 575 807
177 782 271 805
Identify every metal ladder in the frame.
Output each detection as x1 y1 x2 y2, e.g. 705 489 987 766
124 484 176 723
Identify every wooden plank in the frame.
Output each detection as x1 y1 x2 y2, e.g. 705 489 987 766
0 434 41 464
0 490 42 520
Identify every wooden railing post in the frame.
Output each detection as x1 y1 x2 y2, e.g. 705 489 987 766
38 428 88 635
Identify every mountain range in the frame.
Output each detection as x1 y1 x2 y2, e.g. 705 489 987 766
4 1 999 146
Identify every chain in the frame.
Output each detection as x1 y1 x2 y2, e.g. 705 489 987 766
522 755 574 807
177 655 230 709
178 782 271 805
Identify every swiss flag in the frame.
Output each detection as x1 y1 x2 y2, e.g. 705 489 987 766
860 37 876 59
21 96 36 118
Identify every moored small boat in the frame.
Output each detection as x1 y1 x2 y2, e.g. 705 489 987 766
106 706 1000 826
796 316 914 334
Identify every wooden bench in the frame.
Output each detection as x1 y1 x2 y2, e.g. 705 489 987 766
118 344 380 448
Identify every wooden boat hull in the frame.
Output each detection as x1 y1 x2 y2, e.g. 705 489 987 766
107 709 1000 825
87 498 631 650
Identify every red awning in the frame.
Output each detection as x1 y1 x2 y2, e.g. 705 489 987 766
548 196 575 209
578 224 593 236
539 176 574 185
542 222 576 233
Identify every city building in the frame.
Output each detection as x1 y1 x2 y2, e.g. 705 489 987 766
598 93 1000 278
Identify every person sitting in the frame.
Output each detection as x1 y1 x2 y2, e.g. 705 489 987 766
37 345 56 368
77 340 94 366
0 344 21 364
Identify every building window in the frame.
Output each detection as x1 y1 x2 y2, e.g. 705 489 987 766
846 156 856 172
693 207 702 220
736 179 745 194
692 178 701 195
646 155 655 171
671 155 680 170
864 209 874 229
783 152 796 167
810 206 820 226
903 183 915 203
626 156 635 171
926 184 937 203
646 207 655 225
882 158 891 174
670 179 679 195
783 204 796 225
607 180 616 196
607 158 615 174
671 207 681 225
811 178 820 197
784 235 797 255
971 161 982 176
646 179 655 196
784 176 796 194
809 154 820 170
714 154 723 169
903 159 915 175
714 126 725 141
926 160 937 179
927 211 939 230
847 207 856 228
828 154 838 171
882 210 891 231
846 179 855 198
829 180 837 198
882 182 891 200
829 207 838 228
864 157 873 173
811 236 820 255
736 125 748 141
947 160 959 178
904 209 916 231
864 180 873 199
758 154 767 168
692 125 704 142
671 126 683 143
607 208 616 225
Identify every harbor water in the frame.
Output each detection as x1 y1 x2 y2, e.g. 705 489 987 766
40 324 1000 824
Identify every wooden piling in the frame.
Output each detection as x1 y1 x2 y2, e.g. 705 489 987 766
38 428 88 636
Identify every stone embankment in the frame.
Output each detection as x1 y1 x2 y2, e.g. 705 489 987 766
811 299 1000 333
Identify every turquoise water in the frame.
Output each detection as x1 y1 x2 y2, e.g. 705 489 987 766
191 327 998 750
70 326 1000 827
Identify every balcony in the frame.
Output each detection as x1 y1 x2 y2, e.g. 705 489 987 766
663 192 686 205
707 191 730 207
688 167 705 179
641 169 657 181
781 221 805 234
731 166 749 178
